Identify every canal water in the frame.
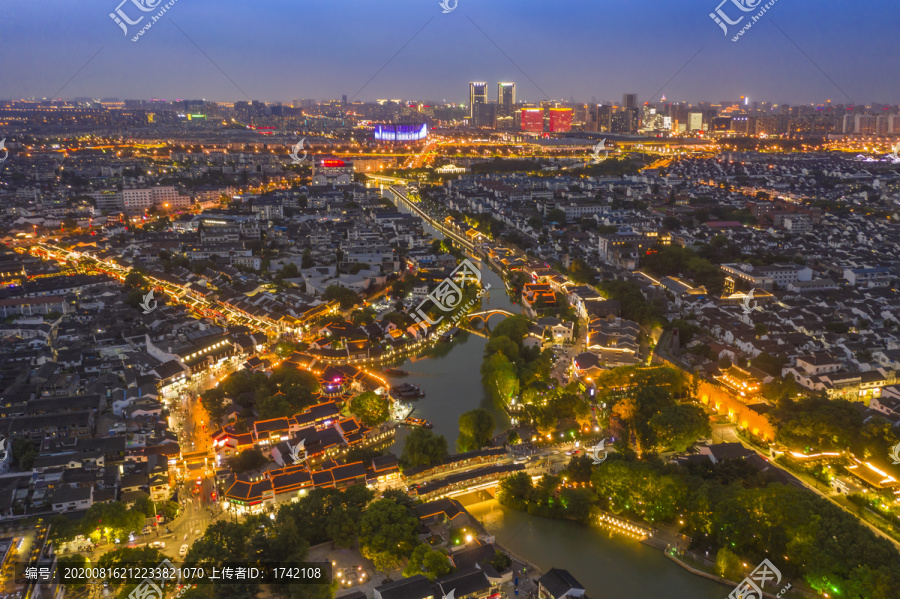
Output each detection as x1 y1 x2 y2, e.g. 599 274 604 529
466 499 726 599
384 187 726 598
385 255 515 452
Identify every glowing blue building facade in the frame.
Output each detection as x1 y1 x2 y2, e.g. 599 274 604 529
373 123 428 142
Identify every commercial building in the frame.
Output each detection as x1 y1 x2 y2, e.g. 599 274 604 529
92 190 124 212
688 112 704 131
472 103 496 128
610 109 638 133
497 82 516 117
469 82 487 120
521 108 544 133
373 123 428 143
312 157 354 185
549 108 573 133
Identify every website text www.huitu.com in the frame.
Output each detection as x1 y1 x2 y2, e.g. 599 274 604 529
131 0 180 42
731 0 779 42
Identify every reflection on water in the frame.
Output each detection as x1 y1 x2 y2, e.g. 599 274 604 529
385 192 725 598
388 330 508 452
466 499 726 599
386 246 516 451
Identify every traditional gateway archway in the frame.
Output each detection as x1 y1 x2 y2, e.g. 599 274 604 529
466 309 516 333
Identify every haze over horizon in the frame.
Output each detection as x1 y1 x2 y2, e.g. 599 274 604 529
2 0 897 106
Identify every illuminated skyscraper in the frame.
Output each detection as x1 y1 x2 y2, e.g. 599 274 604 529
498 82 516 117
469 82 487 119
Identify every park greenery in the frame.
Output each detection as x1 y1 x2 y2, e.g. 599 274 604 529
127 486 383 599
228 448 270 473
498 471 594 524
97 547 172 599
596 279 665 327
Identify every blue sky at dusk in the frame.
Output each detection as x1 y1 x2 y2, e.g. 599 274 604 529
2 0 895 105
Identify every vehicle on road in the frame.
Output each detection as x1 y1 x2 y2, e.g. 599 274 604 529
179 544 189 557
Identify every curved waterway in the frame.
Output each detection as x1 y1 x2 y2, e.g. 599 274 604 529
467 499 726 599
385 188 726 598
386 258 515 452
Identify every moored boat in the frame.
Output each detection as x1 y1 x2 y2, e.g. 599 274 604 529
390 383 425 399
403 417 433 429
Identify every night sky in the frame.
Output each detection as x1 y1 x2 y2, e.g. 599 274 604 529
2 0 896 105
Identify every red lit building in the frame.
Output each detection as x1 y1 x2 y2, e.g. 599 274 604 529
312 157 354 185
521 108 544 133
549 108 573 132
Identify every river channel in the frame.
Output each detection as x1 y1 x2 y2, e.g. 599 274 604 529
466 499 725 599
382 187 727 599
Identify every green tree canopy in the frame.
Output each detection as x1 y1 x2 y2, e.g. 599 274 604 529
402 428 449 468
771 397 864 452
324 285 360 309
201 387 229 426
546 208 567 224
228 448 269 473
403 544 453 581
649 404 711 452
56 554 88 591
358 499 419 571
123 271 147 290
350 391 390 427
457 409 495 452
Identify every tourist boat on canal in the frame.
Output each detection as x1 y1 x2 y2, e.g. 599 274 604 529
403 417 433 429
390 383 425 399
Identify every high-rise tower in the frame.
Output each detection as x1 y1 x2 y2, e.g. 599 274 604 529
498 82 516 117
469 82 488 119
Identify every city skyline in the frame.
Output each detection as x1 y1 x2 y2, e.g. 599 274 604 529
2 0 897 105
